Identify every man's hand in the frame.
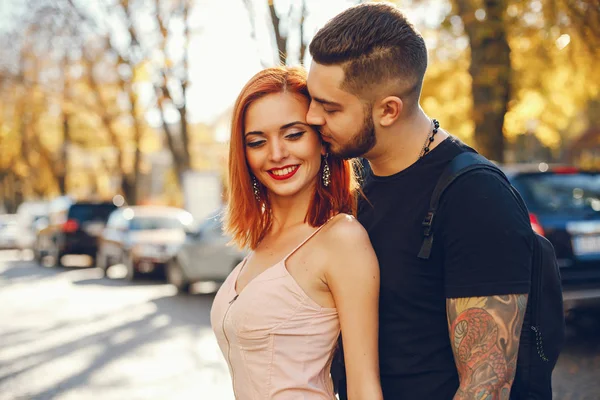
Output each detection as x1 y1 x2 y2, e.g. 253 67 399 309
447 294 528 400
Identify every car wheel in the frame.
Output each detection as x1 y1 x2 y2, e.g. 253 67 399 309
124 253 138 281
33 242 42 264
89 254 97 269
96 252 108 276
167 258 191 294
49 246 64 268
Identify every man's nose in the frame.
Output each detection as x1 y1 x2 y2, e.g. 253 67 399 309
306 102 325 126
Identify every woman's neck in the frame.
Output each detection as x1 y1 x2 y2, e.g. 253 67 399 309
268 185 315 235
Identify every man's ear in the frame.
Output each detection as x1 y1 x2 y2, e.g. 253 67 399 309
376 96 403 127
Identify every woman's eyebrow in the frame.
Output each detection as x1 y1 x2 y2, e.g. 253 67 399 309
279 121 310 130
245 121 309 137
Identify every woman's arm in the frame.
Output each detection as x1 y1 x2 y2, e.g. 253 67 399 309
324 215 383 400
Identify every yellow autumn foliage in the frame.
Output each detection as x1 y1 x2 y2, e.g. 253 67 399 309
418 0 598 153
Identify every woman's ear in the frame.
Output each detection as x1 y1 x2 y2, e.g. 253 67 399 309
376 96 403 127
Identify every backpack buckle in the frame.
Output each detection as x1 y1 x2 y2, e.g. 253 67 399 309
422 211 435 236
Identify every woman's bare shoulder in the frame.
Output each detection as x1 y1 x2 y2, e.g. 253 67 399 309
319 213 378 280
321 213 372 251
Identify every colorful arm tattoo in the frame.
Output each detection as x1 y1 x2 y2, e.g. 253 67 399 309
447 294 528 400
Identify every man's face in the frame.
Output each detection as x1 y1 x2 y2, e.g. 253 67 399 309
306 62 376 159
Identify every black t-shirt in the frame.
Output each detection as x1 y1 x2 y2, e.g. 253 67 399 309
333 136 533 399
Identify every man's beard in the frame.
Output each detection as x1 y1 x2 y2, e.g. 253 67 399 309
329 107 376 160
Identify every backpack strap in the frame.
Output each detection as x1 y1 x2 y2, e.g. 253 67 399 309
417 152 512 260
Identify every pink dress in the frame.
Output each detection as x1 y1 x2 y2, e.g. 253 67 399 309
210 224 339 399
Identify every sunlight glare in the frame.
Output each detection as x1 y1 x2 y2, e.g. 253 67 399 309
475 9 486 21
556 34 571 50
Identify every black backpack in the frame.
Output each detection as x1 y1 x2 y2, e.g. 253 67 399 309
418 152 566 399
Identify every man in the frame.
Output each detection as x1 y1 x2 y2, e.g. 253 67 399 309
306 3 533 399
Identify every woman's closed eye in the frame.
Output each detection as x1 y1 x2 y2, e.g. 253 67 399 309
246 139 266 148
246 131 305 148
285 131 306 140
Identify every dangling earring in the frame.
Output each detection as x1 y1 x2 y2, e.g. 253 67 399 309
322 154 331 187
252 176 261 202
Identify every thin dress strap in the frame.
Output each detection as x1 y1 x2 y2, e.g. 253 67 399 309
283 216 337 262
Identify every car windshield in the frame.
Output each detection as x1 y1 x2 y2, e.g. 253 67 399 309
514 173 600 213
129 216 184 231
68 204 117 222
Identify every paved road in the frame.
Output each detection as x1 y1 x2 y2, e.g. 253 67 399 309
0 250 599 399
0 251 233 400
554 294 600 400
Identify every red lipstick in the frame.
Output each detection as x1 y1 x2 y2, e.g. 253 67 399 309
267 165 300 181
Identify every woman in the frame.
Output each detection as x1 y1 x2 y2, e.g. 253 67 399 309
210 66 382 400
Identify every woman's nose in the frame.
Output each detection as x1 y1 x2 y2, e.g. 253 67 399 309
268 138 288 162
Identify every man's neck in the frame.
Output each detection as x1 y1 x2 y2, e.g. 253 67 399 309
366 109 447 177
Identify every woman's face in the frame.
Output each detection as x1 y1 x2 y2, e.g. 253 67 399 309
244 91 325 201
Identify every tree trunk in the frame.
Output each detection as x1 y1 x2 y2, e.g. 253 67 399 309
19 112 29 172
15 87 33 197
156 91 186 186
269 2 287 65
456 0 510 162
179 106 190 170
152 1 190 189
84 56 130 202
0 173 6 212
299 0 307 64
27 94 62 195
3 172 23 213
127 83 142 205
57 113 68 194
121 176 137 206
31 133 61 193
180 0 191 170
57 55 70 194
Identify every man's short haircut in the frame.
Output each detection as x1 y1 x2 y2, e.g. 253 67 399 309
309 2 428 103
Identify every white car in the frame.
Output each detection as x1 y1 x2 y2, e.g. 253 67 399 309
97 206 194 281
0 214 19 250
15 201 50 251
166 211 248 293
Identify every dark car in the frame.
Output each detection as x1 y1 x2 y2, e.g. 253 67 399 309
504 163 600 283
35 196 118 267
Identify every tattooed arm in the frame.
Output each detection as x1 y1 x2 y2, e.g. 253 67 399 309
447 294 528 400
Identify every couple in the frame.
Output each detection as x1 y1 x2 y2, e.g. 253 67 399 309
211 3 533 399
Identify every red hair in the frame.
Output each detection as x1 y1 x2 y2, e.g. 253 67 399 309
225 66 358 249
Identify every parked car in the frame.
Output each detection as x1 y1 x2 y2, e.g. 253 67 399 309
96 206 194 280
166 210 248 293
15 200 49 252
503 163 600 283
35 197 118 266
0 214 19 250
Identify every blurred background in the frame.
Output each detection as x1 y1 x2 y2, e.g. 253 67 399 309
0 0 599 399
